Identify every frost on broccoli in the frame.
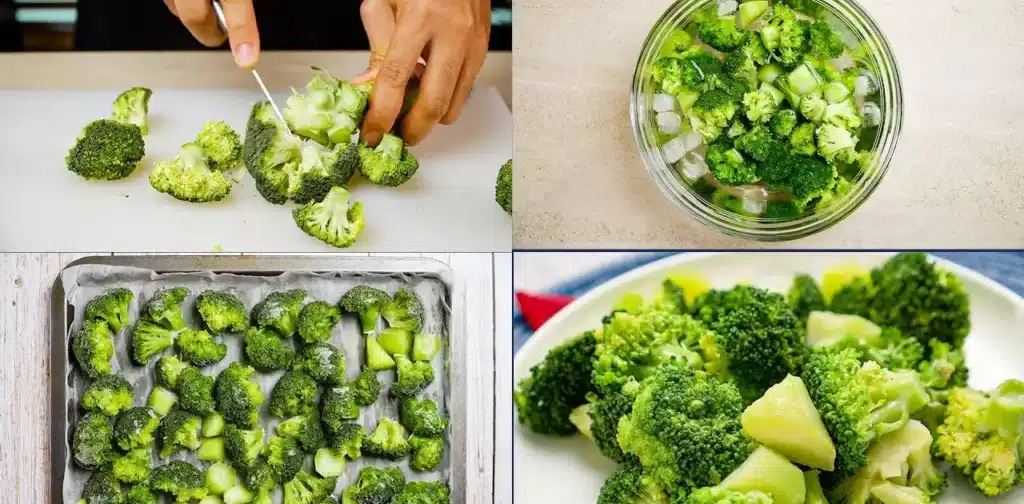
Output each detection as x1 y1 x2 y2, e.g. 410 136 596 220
175 328 228 367
73 412 115 470
294 342 347 386
292 186 366 249
150 143 233 203
82 374 134 416
342 466 405 504
277 412 325 454
158 409 202 458
351 365 382 407
297 301 342 344
142 287 189 330
81 470 124 504
215 362 265 428
243 326 296 372
392 354 435 398
224 424 265 472
400 398 448 437
358 133 420 187
394 481 451 504
85 288 134 333
194 121 243 172
131 319 173 365
268 370 318 418
266 434 305 482
111 87 153 135
496 159 512 214
363 418 411 460
195 290 249 334
151 460 208 502
251 289 307 337
73 320 115 379
409 435 444 472
113 407 160 451
112 448 152 484
383 287 425 334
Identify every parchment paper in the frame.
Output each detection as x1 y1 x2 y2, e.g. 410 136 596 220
59 264 453 502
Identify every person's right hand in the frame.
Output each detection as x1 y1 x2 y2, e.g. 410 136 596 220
162 0 261 69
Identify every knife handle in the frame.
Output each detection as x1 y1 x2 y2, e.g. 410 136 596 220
210 1 230 34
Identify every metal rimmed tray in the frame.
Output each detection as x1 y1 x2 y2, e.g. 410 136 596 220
51 255 467 503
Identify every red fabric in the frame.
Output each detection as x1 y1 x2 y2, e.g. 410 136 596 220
515 291 575 331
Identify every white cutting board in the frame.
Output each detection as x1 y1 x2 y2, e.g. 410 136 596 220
0 86 512 252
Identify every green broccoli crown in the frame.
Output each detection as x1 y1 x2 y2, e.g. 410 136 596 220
114 407 160 451
392 354 435 398
763 200 801 219
143 287 189 330
363 418 411 460
697 12 749 52
722 38 769 84
807 20 844 59
408 435 444 472
111 87 153 135
158 409 202 458
156 355 193 391
131 319 174 365
788 122 817 156
342 466 406 504
297 301 343 344
918 340 967 391
799 93 827 123
679 48 726 92
194 120 243 171
293 186 366 249
112 448 152 484
269 370 319 418
124 483 158 504
741 88 779 124
824 326 926 373
295 342 347 386
734 125 776 163
322 385 360 434
329 422 365 460
706 139 758 186
769 109 799 138
289 141 360 204
277 412 326 453
871 253 971 348
788 274 826 321
196 290 249 333
514 331 597 435
394 481 451 504
175 328 228 367
73 319 115 379
244 101 304 204
151 460 207 502
67 119 145 181
243 326 296 372
252 289 308 337
339 285 392 334
595 459 669 504
815 123 859 165
85 288 134 333
687 487 773 504
358 133 420 186
178 367 216 416
224 424 265 471
934 379 1024 496
617 366 751 491
588 391 636 463
284 69 368 145
383 287 425 333
496 159 512 214
760 5 809 66
82 470 124 504
82 374 134 416
267 434 305 482
284 471 338 504
351 365 382 407
73 412 116 470
244 459 276 495
759 144 837 206
400 398 449 437
150 143 233 203
215 362 265 428
690 89 740 142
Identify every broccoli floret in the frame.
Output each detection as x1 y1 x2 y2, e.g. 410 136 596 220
697 13 749 52
289 141 360 204
147 386 178 417
72 320 115 379
350 365 382 407
759 145 837 205
392 354 435 398
399 398 448 437
617 366 751 491
363 418 411 460
244 100 304 204
383 287 425 333
112 448 152 484
224 424 264 472
111 87 153 135
408 435 444 472
741 88 779 124
394 481 450 504
822 100 862 132
283 70 368 145
179 368 216 416
328 422 365 461
763 200 802 219
342 466 406 504
244 461 277 504
802 348 929 476
830 419 944 503
798 93 827 123
496 159 512 214
934 379 1024 496
295 342 346 385
215 362 265 428
357 133 419 186
706 140 758 186
871 253 970 348
322 385 360 434
151 460 208 503
114 407 160 451
252 289 307 337
339 285 391 334
195 121 243 171
142 287 189 330
125 483 158 504
150 143 233 203
733 125 776 163
914 340 968 430
815 123 857 165
242 327 296 372
67 119 145 181
269 370 318 418
196 290 249 333
131 319 174 365
689 89 739 142
73 412 115 470
769 109 799 138
283 471 337 504
723 38 769 86
513 331 597 435
156 355 193 391
297 301 342 344
85 288 134 332
81 470 125 504
760 5 809 67
807 20 844 59
267 434 305 482
175 328 228 367
789 122 817 156
292 186 365 248
277 412 325 453
158 409 202 458
83 374 134 416
788 274 825 322
587 391 635 463
595 457 670 504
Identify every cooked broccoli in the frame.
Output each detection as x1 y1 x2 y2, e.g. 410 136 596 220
759 144 837 206
496 159 512 214
408 436 444 472
73 412 115 470
760 5 809 67
350 365 381 407
215 362 265 428
85 288 134 332
328 422 365 460
82 374 134 416
197 436 226 462
289 141 360 204
150 143 233 203
686 487 772 504
147 386 178 417
277 412 325 453
292 186 366 249
788 274 825 322
283 471 338 504
156 355 193 391
392 354 435 398
706 139 757 186
196 290 249 333
158 409 202 458
131 319 174 365
789 122 817 156
125 483 159 504
175 328 228 367
269 370 318 418
513 331 597 435
378 327 412 356
321 385 360 433
142 287 189 330
358 133 419 186
723 38 769 86
205 461 238 496
252 289 307 337
914 340 968 430
366 335 396 370
586 391 635 463
363 418 411 460
267 434 305 482
151 460 208 502
689 89 739 142
297 301 342 344
342 466 405 504
66 119 145 181
72 320 115 379
244 100 304 204
816 123 859 164
112 448 152 484
81 470 124 504
224 424 264 472
179 367 216 416
807 20 844 59
195 121 243 171
111 87 153 135
283 69 368 146
399 398 448 437
394 482 450 504
595 458 670 504
769 109 798 138
830 419 944 503
383 287 425 333
741 88 779 124
114 407 160 451
697 13 749 52
339 285 392 334
243 326 296 372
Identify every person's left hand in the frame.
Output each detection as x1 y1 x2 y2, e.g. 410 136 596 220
353 0 492 147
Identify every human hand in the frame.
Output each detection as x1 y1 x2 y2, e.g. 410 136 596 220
162 0 261 69
354 0 492 146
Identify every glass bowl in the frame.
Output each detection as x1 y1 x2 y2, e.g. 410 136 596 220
630 0 903 241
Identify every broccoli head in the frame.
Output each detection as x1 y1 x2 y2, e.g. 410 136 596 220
392 354 435 398
514 331 597 435
67 119 145 181
85 287 134 332
252 289 307 337
269 370 318 418
297 300 343 344
112 448 152 484
283 471 338 504
195 290 249 333
363 418 411 460
769 109 799 138
215 362 265 428
342 466 406 504
277 412 326 453
293 186 366 249
588 391 636 463
350 365 381 407
81 470 124 504
244 100 304 204
394 482 451 504
72 320 115 379
400 398 448 437
178 367 216 416
689 89 740 142
194 120 243 171
243 326 296 372
595 458 670 504
328 422 365 460
696 12 749 52
73 412 116 470
175 328 228 367
496 159 512 214
358 133 419 186
151 460 208 502
111 87 153 135
788 274 826 322
114 407 160 451
760 5 809 67
815 123 859 165
267 434 305 482
150 143 233 203
789 122 817 156
706 139 758 186
158 409 202 458
289 141 360 204
224 424 264 472
142 287 189 330
155 355 192 391
131 319 174 365
295 342 347 385
741 88 779 124
807 20 845 59
339 285 391 334
408 435 444 472
82 374 134 416
283 69 368 145
383 287 425 333
124 483 158 504
322 385 360 434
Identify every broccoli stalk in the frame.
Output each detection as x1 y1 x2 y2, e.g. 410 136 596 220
342 467 405 504
111 87 153 135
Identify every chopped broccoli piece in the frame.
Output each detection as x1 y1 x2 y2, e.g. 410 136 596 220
283 69 368 145
73 412 116 470
339 285 391 334
114 407 160 451
125 483 158 504
195 121 243 171
408 435 444 472
269 370 318 418
788 274 826 322
496 159 512 214
175 328 228 367
197 437 226 462
158 409 202 458
297 300 342 344
252 289 307 337
350 365 381 407
82 374 134 416
266 434 305 482
85 288 134 332
392 354 435 398
224 424 264 472
81 470 125 504
147 386 178 417
151 460 208 502
150 143 233 203
760 5 809 67
178 368 216 416
807 20 845 59
717 446 806 504
741 88 779 124
292 186 366 249
383 287 425 333
142 287 189 330
594 459 670 504
243 100 303 204
378 327 412 356
741 374 836 471
689 89 740 142
131 319 174 365
342 466 405 504
366 336 396 370
243 326 296 372
831 419 944 503
697 13 749 52
156 355 193 391
72 320 115 379
196 290 249 333
394 481 451 504
67 119 145 181
769 109 799 138
412 333 441 362
789 122 817 156
706 139 757 186
400 398 448 437
358 133 420 186
203 412 225 437
363 418 411 460
514 331 597 435
283 471 337 504
277 412 326 453
205 462 238 496
215 362 265 428
111 87 153 135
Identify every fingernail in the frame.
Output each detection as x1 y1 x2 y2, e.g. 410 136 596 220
234 43 255 68
351 72 371 84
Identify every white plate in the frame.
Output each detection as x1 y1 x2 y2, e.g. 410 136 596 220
513 252 1024 504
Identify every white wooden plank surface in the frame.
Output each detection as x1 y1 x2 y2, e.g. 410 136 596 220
0 253 505 504
493 254 513 504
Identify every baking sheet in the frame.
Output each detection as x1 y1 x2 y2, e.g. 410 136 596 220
57 260 459 503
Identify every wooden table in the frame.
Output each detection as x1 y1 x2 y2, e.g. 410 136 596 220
0 253 513 504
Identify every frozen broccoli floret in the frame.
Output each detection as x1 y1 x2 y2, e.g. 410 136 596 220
294 342 347 386
72 320 115 379
243 326 296 372
328 422 365 461
339 285 391 334
196 290 249 333
244 100 304 204
342 466 405 504
81 470 124 504
158 409 202 458
292 186 366 249
155 355 192 391
112 448 152 484
114 407 160 451
392 354 435 398
82 374 134 416
224 424 264 472
85 288 134 333
383 288 425 334
394 482 450 504
175 328 228 367
269 370 318 418
358 133 419 186
289 141 360 204
150 143 233 203
322 385 360 434
147 386 178 417
111 87 153 135
179 367 217 416
215 362 265 428
283 471 338 504
400 398 448 437
74 412 116 470
267 434 305 482
67 119 145 181
496 159 512 214
131 319 174 365
363 418 411 460
408 436 444 472
252 289 307 337
125 483 158 504
194 121 243 171
142 287 189 330
350 365 381 407
297 301 342 344
277 412 326 453
151 460 208 502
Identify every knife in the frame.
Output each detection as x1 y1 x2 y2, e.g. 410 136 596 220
210 0 290 129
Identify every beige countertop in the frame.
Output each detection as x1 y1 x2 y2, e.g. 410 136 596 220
513 0 1024 248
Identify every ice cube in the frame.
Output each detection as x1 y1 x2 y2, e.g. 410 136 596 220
682 131 703 152
854 74 877 97
718 0 738 16
662 137 686 164
741 192 767 214
862 102 881 126
653 93 677 113
657 111 682 135
679 152 708 180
